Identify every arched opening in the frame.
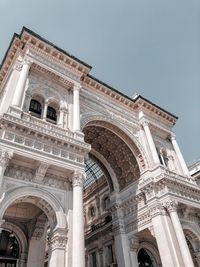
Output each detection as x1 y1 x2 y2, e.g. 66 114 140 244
0 190 66 267
29 99 42 118
184 229 200 267
138 248 155 267
46 101 59 124
0 230 19 266
83 123 141 191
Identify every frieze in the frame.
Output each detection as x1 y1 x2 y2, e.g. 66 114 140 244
27 48 80 82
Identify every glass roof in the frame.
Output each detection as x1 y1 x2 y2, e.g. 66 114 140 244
84 158 104 189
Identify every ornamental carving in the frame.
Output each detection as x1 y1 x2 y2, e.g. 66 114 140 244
5 165 34 181
50 234 67 250
0 149 13 166
129 235 139 251
72 171 86 187
165 200 178 213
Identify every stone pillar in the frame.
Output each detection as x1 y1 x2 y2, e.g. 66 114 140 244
129 235 139 267
151 205 179 267
112 204 131 267
142 121 160 165
68 92 73 131
72 171 85 267
12 59 32 108
166 201 194 267
48 228 67 267
42 101 48 120
23 91 32 112
0 149 13 196
58 108 64 126
73 84 81 131
171 134 190 176
63 108 68 129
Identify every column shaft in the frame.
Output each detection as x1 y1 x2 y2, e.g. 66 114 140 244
143 122 160 165
73 85 80 131
151 212 178 267
171 135 190 176
12 60 31 108
72 172 85 267
169 209 194 267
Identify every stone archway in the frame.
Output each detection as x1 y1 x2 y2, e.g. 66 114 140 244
0 186 68 267
183 228 200 267
83 121 143 191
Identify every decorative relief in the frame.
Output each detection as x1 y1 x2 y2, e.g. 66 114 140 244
28 49 80 82
0 148 13 166
5 165 34 182
2 129 85 167
44 173 70 190
129 235 139 251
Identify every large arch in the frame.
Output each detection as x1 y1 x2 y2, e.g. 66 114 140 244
81 114 149 170
83 119 146 191
0 186 67 230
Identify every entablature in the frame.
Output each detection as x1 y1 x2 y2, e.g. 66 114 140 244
0 111 91 169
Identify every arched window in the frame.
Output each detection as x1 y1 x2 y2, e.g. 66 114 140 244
0 230 19 265
47 106 57 123
29 99 42 117
138 248 154 267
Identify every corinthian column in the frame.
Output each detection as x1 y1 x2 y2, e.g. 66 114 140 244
72 171 85 267
73 84 81 131
171 134 190 176
12 59 32 108
0 149 13 196
166 201 194 267
142 121 160 165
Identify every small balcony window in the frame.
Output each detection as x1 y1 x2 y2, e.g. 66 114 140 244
47 106 57 124
29 99 42 118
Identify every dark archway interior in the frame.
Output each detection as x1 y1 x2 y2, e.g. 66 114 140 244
138 248 154 267
84 125 140 190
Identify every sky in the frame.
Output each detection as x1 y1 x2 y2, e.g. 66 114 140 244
0 0 199 165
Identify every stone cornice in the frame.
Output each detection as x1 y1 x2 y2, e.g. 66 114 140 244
0 27 177 126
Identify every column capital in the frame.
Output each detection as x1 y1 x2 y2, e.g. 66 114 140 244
73 83 81 91
72 171 86 187
23 57 33 66
140 119 150 128
0 149 13 167
49 228 67 251
129 235 139 252
171 133 176 141
165 200 178 213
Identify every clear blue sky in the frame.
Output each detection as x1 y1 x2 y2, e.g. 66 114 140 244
0 0 199 164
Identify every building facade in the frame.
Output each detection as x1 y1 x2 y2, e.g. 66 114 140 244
0 27 199 267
